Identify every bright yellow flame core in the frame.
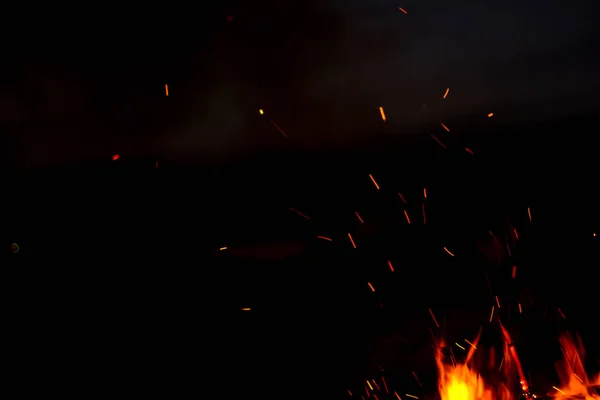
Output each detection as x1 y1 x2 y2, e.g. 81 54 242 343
439 364 493 400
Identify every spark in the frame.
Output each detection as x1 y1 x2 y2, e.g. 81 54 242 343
405 395 418 399
219 246 227 251
388 260 394 272
423 188 427 199
355 212 365 224
317 236 332 241
289 208 310 220
527 207 532 221
489 305 495 322
369 174 380 190
381 377 389 393
412 371 422 387
398 192 407 203
430 134 447 148
512 265 517 278
488 112 494 117
428 308 440 328
165 84 169 96
270 120 288 137
552 387 565 395
398 7 408 14
440 123 450 132
259 109 264 114
465 148 474 154
367 282 375 292
112 154 120 161
403 209 411 224
443 247 454 256
379 106 387 122
241 308 251 311
348 233 357 248
455 342 466 350
443 88 449 99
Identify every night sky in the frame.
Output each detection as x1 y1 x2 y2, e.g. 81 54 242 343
3 0 600 167
3 1 600 397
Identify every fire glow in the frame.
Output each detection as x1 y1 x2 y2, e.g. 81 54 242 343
353 329 598 400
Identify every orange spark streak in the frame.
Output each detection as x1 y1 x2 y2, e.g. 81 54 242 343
412 371 422 387
355 212 365 223
403 209 411 224
512 265 517 278
495 295 501 308
423 188 427 199
443 88 449 99
398 7 408 14
379 106 387 122
369 174 380 190
527 207 532 221
398 192 407 203
241 307 251 311
348 233 357 248
465 148 474 154
429 308 440 328
289 208 310 220
489 306 495 322
488 112 494 117
388 260 394 272
270 120 288 137
165 84 169 96
430 134 447 148
317 235 332 241
443 247 454 256
367 282 375 292
440 123 450 132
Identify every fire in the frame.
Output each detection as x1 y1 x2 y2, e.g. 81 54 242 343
434 330 598 400
436 331 513 400
551 333 599 400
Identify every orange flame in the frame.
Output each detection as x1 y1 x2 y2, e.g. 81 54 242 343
550 333 599 400
436 330 513 400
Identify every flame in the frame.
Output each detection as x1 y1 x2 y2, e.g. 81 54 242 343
551 333 599 400
436 331 513 400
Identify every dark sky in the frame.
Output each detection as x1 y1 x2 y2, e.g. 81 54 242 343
3 0 600 167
